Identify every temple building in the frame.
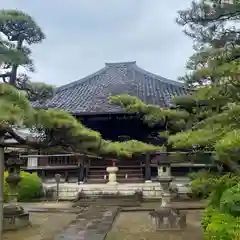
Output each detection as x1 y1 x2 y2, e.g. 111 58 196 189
26 61 213 183
34 61 187 142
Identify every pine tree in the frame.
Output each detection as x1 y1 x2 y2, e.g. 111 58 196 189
169 0 240 173
0 9 159 158
174 1 240 237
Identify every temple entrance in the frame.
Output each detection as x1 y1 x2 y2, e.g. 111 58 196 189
78 113 150 142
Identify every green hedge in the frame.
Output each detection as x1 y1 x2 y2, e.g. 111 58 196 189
203 208 240 240
4 171 43 202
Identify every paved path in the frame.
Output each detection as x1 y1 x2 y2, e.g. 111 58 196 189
19 201 73 209
54 205 119 240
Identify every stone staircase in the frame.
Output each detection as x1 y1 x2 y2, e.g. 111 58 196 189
87 160 144 184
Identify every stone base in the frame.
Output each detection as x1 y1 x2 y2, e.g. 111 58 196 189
4 212 30 231
145 180 152 183
149 207 186 231
106 166 119 185
107 181 118 185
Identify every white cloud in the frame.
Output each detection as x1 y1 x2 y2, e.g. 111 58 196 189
1 0 194 86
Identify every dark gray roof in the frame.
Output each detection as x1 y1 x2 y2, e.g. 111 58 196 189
33 61 188 114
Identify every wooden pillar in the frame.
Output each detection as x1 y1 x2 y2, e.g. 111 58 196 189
145 153 151 182
41 170 45 181
78 155 85 183
85 158 90 182
65 171 69 182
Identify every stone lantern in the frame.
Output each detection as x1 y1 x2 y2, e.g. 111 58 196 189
3 152 30 230
106 159 119 185
149 152 186 231
5 152 25 202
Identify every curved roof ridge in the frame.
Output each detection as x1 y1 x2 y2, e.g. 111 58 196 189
105 61 136 67
133 63 185 87
57 67 107 92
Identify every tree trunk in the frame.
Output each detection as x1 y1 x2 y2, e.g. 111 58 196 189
226 159 240 176
9 38 23 85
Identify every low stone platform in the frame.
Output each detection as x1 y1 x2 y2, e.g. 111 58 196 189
45 179 190 200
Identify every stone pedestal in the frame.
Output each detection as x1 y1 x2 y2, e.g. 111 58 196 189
3 204 30 230
158 176 173 208
106 166 118 185
149 208 186 231
161 193 171 207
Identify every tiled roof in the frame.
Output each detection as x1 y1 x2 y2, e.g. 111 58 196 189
33 61 188 114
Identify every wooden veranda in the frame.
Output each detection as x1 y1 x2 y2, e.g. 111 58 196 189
20 151 218 184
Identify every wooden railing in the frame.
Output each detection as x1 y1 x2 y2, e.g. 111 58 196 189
47 155 78 166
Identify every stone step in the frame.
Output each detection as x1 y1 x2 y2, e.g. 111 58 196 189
89 168 142 173
86 178 143 184
118 171 142 175
118 178 143 183
117 172 142 176
118 168 142 171
74 191 143 203
88 172 142 177
89 165 141 169
86 179 108 184
87 177 143 182
89 170 142 175
73 200 141 208
118 165 141 168
87 175 143 181
88 171 107 175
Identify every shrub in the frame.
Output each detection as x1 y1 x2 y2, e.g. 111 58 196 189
204 210 240 240
202 181 240 240
201 206 217 231
188 170 216 199
4 171 43 202
208 174 240 208
188 171 240 206
220 184 240 217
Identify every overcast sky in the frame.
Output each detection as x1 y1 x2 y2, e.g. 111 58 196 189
2 0 193 86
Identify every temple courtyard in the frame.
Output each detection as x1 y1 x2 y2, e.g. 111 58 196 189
3 200 204 240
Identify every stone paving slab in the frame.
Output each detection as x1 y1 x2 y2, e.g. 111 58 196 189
54 205 119 240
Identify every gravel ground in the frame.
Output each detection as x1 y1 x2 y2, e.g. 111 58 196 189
3 212 77 240
106 211 203 240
